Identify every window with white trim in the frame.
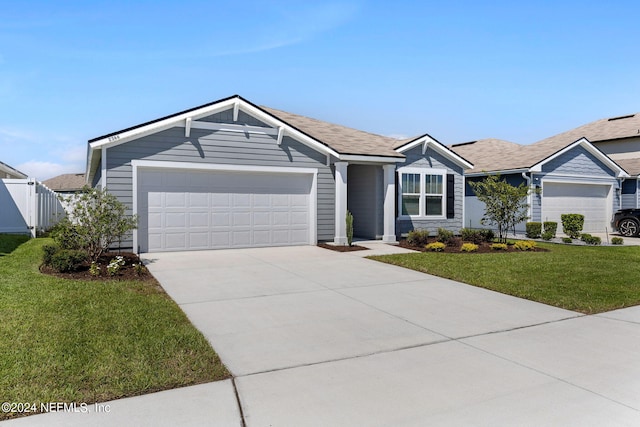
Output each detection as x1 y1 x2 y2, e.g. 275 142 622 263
399 168 446 218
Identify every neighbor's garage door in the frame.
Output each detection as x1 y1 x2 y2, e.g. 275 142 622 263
542 182 611 233
138 168 313 252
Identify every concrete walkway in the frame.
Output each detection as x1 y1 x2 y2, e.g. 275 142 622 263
5 244 640 426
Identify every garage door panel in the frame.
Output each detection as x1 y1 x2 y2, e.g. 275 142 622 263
212 212 230 227
212 194 231 207
188 232 209 249
139 169 313 252
189 212 209 227
165 212 186 227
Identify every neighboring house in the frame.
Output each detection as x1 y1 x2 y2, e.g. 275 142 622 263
85 95 472 253
452 115 635 233
0 161 27 179
43 173 86 214
43 173 86 194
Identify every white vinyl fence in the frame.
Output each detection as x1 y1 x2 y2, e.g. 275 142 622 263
0 179 65 237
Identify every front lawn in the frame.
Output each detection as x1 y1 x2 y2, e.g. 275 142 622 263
370 242 640 314
0 235 229 420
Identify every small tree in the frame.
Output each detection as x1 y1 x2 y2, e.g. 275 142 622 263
58 187 138 262
468 175 529 243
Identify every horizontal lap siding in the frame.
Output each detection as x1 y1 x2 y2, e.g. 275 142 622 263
106 125 334 249
397 146 464 236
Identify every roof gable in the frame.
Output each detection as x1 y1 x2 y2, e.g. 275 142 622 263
396 134 473 169
531 137 628 178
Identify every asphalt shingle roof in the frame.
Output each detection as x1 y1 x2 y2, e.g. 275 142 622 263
261 106 404 158
450 113 640 175
43 173 86 192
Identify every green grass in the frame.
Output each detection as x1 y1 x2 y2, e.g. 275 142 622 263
0 235 229 420
370 242 640 314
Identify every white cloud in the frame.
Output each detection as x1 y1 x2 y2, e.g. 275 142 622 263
16 161 83 182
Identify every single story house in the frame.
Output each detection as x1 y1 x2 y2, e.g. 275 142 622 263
86 95 472 253
43 173 86 194
451 114 639 233
0 161 27 179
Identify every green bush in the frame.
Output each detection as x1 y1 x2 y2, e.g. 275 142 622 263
436 228 454 244
542 231 554 241
514 240 537 251
611 237 624 245
425 242 446 252
490 243 508 251
561 214 584 239
49 218 83 250
42 244 59 266
526 222 542 238
460 243 478 252
481 229 495 242
562 237 573 244
49 249 87 273
580 233 601 245
460 228 494 244
407 229 430 247
543 221 558 237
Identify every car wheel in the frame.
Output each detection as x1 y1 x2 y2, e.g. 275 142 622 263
618 218 640 237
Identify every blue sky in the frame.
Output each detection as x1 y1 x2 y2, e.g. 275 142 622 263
1 0 639 180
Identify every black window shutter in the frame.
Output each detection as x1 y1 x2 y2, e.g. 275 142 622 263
446 174 455 219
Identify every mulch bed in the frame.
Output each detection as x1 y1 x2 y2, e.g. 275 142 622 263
398 237 548 253
40 252 156 281
318 243 369 252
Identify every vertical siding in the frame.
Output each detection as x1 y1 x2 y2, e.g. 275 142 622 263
397 146 464 235
106 117 334 249
347 165 382 239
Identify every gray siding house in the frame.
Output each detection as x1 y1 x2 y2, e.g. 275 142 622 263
453 115 635 234
86 95 472 253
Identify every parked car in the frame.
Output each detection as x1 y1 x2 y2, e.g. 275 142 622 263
613 209 640 236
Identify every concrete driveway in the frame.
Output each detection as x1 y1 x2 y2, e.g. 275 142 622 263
9 244 639 426
141 244 640 426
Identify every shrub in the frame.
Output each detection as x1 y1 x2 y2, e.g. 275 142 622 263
460 243 478 252
611 237 624 245
133 262 146 276
436 228 454 244
460 228 493 244
514 240 537 251
89 262 101 276
50 249 87 273
542 231 554 241
425 242 446 252
59 187 138 263
561 214 584 239
481 229 495 242
107 256 126 276
526 222 542 239
581 234 601 245
490 243 508 250
562 237 573 244
407 229 430 247
49 218 83 250
346 210 354 246
543 221 558 237
42 244 59 266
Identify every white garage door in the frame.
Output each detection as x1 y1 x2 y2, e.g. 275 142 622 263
138 168 313 252
542 182 611 233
